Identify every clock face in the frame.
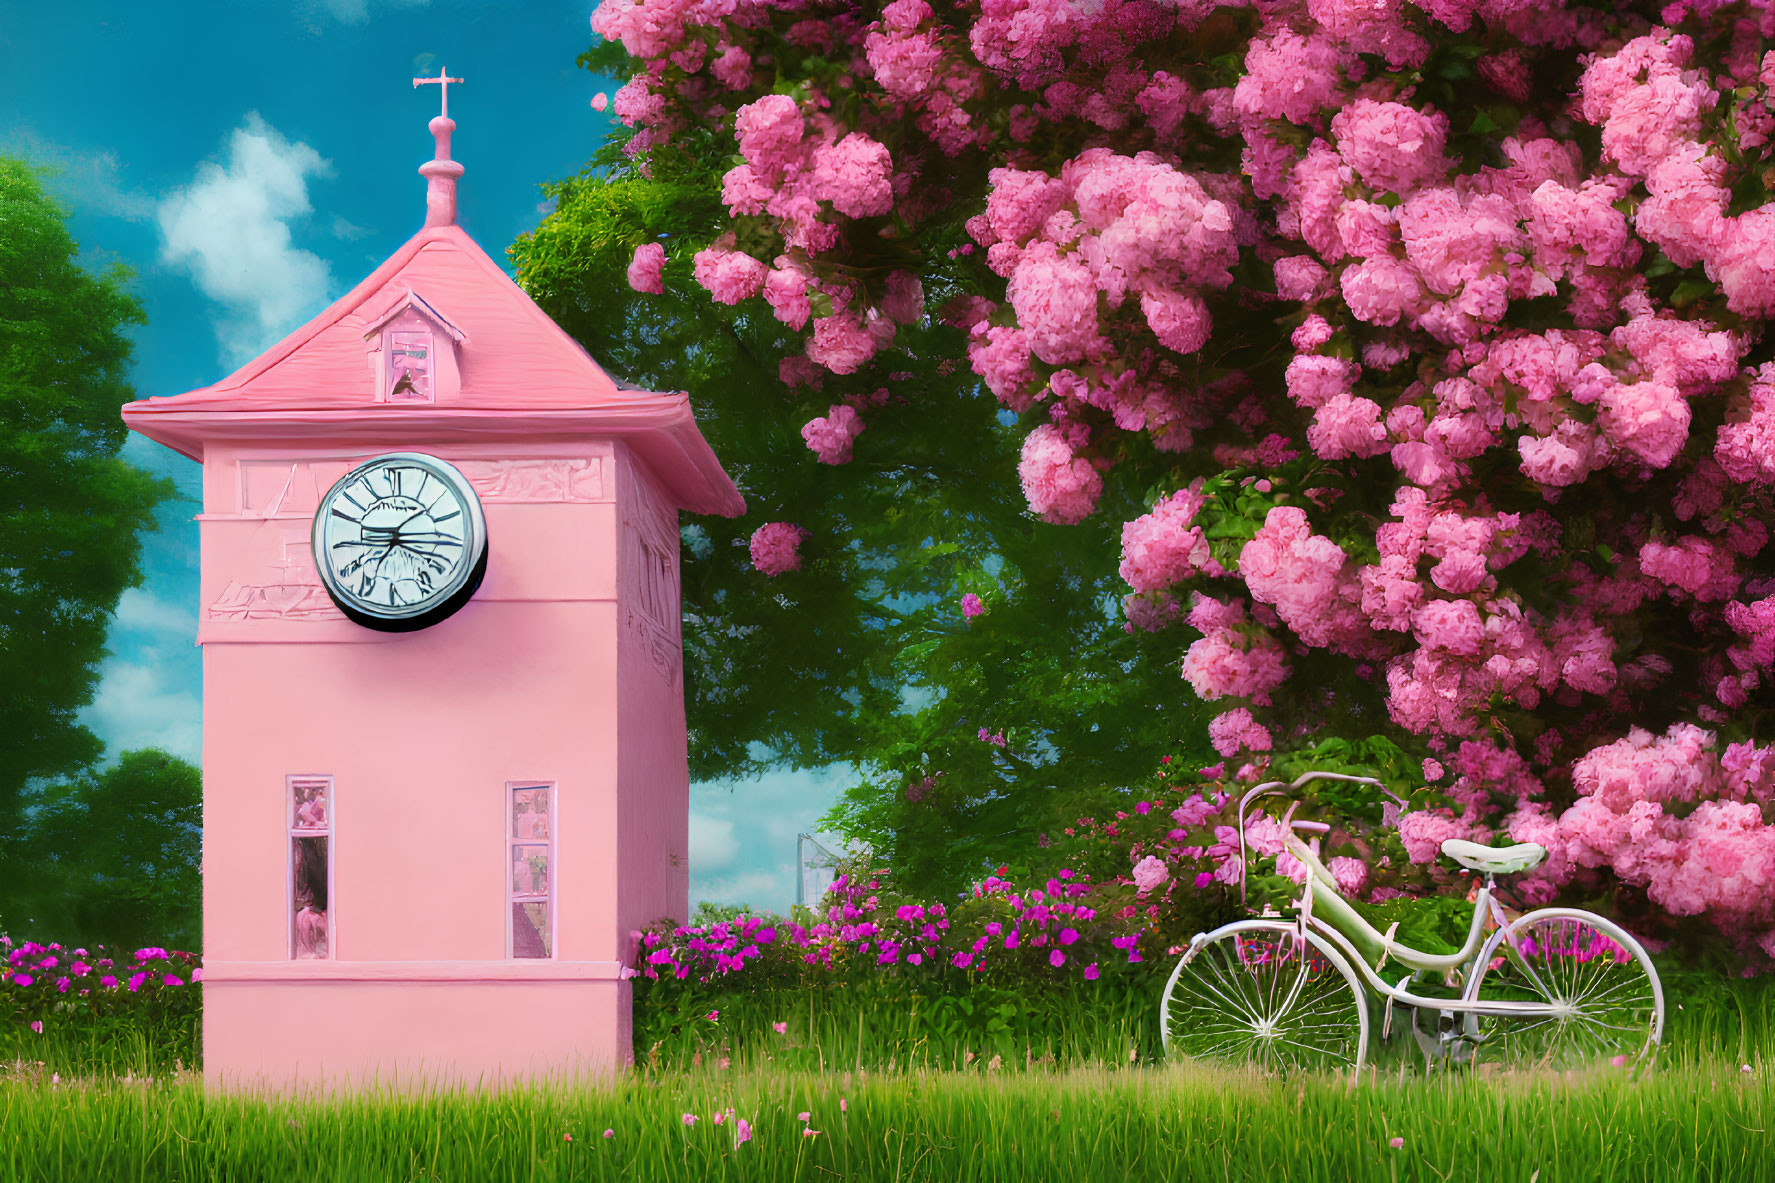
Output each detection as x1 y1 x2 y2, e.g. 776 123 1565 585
311 453 488 631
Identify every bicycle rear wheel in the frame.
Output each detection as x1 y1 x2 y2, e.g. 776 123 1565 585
1161 919 1369 1072
1460 908 1663 1068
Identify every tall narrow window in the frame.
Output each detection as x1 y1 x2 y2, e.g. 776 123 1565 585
509 783 554 958
289 776 332 960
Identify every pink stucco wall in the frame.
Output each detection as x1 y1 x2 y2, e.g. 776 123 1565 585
197 441 665 1092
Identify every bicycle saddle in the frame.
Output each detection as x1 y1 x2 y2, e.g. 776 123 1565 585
1440 838 1547 874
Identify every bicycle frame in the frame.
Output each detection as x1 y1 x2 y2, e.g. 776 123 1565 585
1225 772 1554 1020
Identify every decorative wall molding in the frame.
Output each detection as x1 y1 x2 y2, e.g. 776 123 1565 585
459 458 603 503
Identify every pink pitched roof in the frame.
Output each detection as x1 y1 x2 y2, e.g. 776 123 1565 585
124 224 745 517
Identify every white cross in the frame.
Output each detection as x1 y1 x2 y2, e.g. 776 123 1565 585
413 68 465 119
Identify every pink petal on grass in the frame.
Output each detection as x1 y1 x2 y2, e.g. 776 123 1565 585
736 1118 753 1146
682 1113 698 1127
1389 1137 1404 1149
773 1021 788 1034
29 1021 42 1034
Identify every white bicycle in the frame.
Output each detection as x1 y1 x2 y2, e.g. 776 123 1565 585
1160 771 1665 1072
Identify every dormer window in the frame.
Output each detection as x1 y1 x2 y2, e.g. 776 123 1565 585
362 287 466 404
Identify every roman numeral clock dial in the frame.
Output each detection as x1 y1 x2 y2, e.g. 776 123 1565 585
312 453 488 631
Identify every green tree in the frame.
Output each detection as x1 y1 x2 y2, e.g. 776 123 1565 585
0 158 171 828
14 749 202 952
511 135 1213 896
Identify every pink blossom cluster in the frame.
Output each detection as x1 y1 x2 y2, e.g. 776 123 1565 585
590 0 1775 963
801 404 866 464
748 522 808 577
1505 725 1775 957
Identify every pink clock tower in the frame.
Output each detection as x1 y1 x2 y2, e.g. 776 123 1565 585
122 75 744 1094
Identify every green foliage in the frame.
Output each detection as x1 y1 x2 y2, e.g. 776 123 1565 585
511 124 1214 897
8 750 202 951
635 973 1164 1071
0 158 173 833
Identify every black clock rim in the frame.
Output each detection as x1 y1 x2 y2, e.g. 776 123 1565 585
325 535 489 634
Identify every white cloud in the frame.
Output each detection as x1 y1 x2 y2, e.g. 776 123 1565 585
112 585 198 636
689 814 739 873
157 114 335 366
79 660 202 764
689 764 859 915
78 588 202 764
328 214 373 241
0 130 154 221
302 0 430 25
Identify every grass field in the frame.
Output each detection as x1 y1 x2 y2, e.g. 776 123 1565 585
4 967 1774 1181
1 1057 1770 1182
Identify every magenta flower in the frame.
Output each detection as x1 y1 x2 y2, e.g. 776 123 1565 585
164 975 184 987
736 1118 753 1146
1049 949 1066 968
1084 963 1100 980
602 1129 614 1139
682 1113 698 1127
1389 1137 1404 1149
29 1020 42 1034
961 592 984 618
591 92 608 112
705 1009 720 1022
100 975 118 988
772 1021 788 1034
191 968 203 983
127 972 147 992
797 1111 811 1123
13 974 31 987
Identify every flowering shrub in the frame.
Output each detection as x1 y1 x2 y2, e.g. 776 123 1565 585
589 0 1775 967
1 936 201 1071
635 742 1493 993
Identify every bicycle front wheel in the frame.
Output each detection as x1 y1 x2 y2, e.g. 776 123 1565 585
1461 908 1663 1068
1161 919 1370 1072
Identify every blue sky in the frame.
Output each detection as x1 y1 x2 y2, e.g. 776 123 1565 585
3 0 850 915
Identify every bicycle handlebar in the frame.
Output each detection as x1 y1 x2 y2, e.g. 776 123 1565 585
1234 770 1397 908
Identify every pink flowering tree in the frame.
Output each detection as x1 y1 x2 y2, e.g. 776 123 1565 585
547 0 1775 962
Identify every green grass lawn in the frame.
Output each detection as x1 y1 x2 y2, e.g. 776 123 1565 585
1 1056 1771 1182
4 967 1773 1181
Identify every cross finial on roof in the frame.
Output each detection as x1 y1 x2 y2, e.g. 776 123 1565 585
413 68 464 120
413 69 466 228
